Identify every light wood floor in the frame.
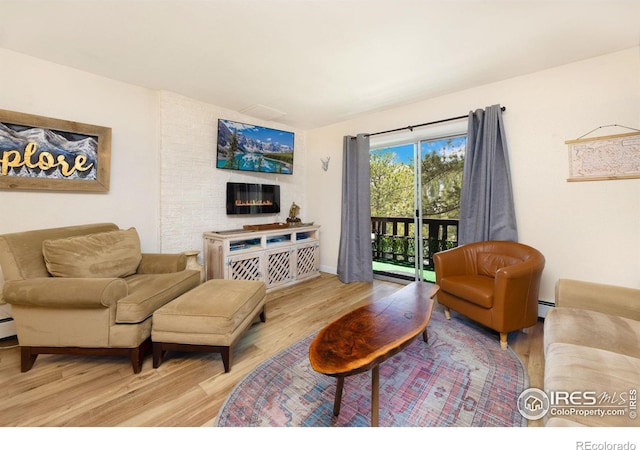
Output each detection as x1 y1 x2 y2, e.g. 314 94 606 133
0 273 544 427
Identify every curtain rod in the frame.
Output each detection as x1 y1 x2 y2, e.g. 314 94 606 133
366 106 506 138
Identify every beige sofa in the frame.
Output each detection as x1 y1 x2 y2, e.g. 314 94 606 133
543 278 640 426
0 223 201 373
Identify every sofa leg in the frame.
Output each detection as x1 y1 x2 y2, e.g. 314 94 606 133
500 332 508 350
221 347 232 373
152 343 166 368
130 349 142 374
17 343 150 373
259 306 266 323
130 338 151 373
20 347 38 372
444 307 451 320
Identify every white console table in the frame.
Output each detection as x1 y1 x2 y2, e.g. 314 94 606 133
203 225 320 292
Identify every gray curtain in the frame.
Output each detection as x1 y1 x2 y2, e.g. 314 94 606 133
458 104 518 245
337 134 373 283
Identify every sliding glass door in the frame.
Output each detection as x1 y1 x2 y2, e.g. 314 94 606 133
371 135 465 282
370 142 416 281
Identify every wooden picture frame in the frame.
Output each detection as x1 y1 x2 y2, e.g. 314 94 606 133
566 131 640 182
0 109 111 192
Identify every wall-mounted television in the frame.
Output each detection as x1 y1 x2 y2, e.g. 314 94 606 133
216 119 294 175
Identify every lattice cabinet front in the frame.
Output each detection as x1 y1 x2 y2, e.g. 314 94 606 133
266 248 293 289
203 225 320 292
228 254 262 282
295 243 320 280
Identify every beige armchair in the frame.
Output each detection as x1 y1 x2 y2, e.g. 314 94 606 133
0 223 201 373
434 240 545 349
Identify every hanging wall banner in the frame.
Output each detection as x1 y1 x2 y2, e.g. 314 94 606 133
565 131 640 182
0 109 111 192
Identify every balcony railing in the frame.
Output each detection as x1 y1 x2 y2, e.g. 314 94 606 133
371 216 459 271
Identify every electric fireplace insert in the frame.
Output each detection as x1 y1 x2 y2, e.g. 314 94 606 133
226 182 280 215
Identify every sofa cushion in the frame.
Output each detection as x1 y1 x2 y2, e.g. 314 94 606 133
152 279 266 346
153 279 266 334
0 223 119 281
440 275 494 308
115 270 201 323
43 228 142 278
476 252 521 277
544 342 640 427
544 307 640 360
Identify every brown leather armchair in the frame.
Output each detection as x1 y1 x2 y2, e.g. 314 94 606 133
433 241 545 349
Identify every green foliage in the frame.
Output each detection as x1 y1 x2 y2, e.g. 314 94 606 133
265 152 293 165
370 151 413 217
224 130 240 170
264 152 293 174
420 141 464 219
370 139 465 220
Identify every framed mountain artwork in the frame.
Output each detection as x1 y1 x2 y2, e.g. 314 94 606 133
0 109 111 192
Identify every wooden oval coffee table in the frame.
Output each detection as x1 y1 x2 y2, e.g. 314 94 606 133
308 281 439 426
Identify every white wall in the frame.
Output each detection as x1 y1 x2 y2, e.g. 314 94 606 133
306 47 640 303
3 46 639 304
159 91 307 261
0 50 308 261
0 49 162 251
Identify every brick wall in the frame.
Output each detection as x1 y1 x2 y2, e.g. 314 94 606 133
159 91 306 263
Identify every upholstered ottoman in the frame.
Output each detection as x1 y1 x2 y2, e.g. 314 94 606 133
151 279 266 372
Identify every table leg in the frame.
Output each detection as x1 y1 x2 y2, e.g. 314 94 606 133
422 327 428 343
333 376 345 416
371 366 379 427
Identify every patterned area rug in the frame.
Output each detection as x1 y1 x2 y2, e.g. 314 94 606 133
215 312 529 427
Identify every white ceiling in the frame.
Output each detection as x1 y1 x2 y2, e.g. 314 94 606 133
1 1 639 129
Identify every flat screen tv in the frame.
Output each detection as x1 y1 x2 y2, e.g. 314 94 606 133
216 119 294 175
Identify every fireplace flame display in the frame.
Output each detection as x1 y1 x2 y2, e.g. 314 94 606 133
234 199 274 207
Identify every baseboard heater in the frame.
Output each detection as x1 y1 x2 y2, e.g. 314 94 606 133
0 317 17 340
537 300 555 319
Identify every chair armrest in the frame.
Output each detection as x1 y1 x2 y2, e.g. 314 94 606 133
434 247 469 280
493 260 544 319
137 253 187 274
497 259 544 281
555 278 640 321
3 278 128 308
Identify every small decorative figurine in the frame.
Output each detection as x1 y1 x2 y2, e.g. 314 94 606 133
287 202 301 224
